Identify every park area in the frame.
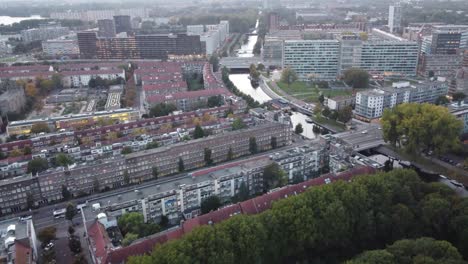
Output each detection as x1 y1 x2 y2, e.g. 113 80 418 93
275 81 352 102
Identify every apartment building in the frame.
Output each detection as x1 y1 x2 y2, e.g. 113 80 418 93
0 122 287 209
355 78 448 119
283 40 341 80
98 19 116 38
20 24 69 43
61 68 125 87
42 39 80 56
7 108 139 136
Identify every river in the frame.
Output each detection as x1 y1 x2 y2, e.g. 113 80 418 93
0 15 43 26
228 21 316 139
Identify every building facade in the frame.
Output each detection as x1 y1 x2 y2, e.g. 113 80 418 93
283 40 340 80
42 39 79 56
98 19 116 38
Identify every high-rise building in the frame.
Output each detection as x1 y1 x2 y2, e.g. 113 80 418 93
20 24 70 43
268 12 280 33
96 37 139 59
77 31 98 59
97 19 116 38
113 15 132 34
388 3 402 34
136 34 204 59
283 40 340 80
430 25 468 54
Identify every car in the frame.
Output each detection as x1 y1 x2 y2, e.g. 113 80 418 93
450 180 463 187
44 242 54 251
439 175 448 179
19 215 32 222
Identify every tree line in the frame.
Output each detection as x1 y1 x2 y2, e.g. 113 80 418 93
221 67 260 108
128 169 468 263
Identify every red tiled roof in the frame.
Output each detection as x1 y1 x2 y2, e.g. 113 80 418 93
0 71 53 79
61 69 124 76
143 81 187 91
146 88 231 103
0 65 50 72
14 239 31 264
88 221 110 263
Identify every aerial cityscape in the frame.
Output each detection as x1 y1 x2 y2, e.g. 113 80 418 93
0 0 467 263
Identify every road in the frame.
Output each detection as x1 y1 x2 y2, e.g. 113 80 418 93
438 178 468 197
334 123 385 151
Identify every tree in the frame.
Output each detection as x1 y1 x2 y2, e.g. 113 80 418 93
25 82 38 97
253 39 262 55
257 63 265 71
123 170 131 185
69 235 82 254
27 158 49 174
313 125 321 134
294 123 304 134
26 192 34 209
207 95 223 107
381 103 462 155
201 195 222 214
51 73 63 89
152 166 159 180
193 124 205 139
318 94 325 105
178 157 185 172
227 146 234 161
121 146 133 154
65 202 77 223
313 103 323 116
68 225 75 235
384 159 394 172
122 233 139 246
232 117 246 130
56 153 73 167
118 212 160 238
62 185 71 200
159 215 169 228
249 64 260 80
30 122 50 134
280 67 298 87
249 137 258 154
452 92 466 106
337 106 353 123
435 95 449 105
428 70 435 78
38 227 56 247
271 136 277 149
233 182 250 202
149 103 177 117
209 54 219 72
343 68 370 88
23 146 32 155
322 106 331 117
262 163 287 192
204 148 213 166
348 238 464 264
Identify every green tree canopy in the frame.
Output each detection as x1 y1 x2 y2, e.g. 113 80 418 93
343 68 370 88
201 195 222 214
194 124 205 139
30 122 50 134
209 54 219 72
294 123 304 134
347 237 464 264
232 117 246 130
280 67 298 86
65 202 77 222
452 92 466 106
118 212 160 238
55 153 73 167
381 103 462 155
249 137 258 154
149 103 177 117
27 157 49 174
262 163 287 192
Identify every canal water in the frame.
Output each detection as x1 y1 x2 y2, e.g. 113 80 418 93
228 20 316 139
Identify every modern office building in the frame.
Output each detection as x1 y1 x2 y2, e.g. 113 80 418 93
113 15 132 34
96 37 139 59
136 34 204 59
355 78 448 119
77 31 99 59
283 40 340 80
98 19 116 38
421 25 468 55
388 3 402 34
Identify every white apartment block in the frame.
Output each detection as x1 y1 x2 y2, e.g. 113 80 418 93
21 26 70 43
388 4 402 34
187 21 229 55
42 40 79 56
283 40 340 80
61 69 125 88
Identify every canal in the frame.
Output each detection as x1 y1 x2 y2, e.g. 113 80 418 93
228 21 317 139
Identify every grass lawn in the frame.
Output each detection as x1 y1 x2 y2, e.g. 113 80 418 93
276 81 352 102
312 115 346 132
